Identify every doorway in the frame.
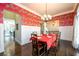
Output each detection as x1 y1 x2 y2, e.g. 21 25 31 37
3 10 21 56
3 19 16 56
3 10 16 56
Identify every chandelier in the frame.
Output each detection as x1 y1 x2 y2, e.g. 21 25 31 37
41 3 52 21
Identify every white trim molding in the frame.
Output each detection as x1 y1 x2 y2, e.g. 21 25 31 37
53 4 77 17
14 3 78 18
13 3 42 17
52 10 74 17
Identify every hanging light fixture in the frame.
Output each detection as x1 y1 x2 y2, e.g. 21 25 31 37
41 3 52 34
41 3 52 21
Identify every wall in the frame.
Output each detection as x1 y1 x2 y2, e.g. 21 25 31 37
21 14 41 45
53 12 75 26
0 23 4 53
48 12 76 41
0 8 4 53
21 10 41 45
21 25 41 45
15 14 22 45
47 20 59 31
59 26 73 41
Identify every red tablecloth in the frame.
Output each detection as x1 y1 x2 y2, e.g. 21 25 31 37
37 34 57 49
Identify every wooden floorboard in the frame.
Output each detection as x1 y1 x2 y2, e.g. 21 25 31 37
0 40 79 56
48 40 75 56
0 52 4 56
14 40 79 56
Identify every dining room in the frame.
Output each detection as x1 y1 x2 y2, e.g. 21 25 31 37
0 3 79 56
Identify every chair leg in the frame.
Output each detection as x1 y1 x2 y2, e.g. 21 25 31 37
47 50 50 56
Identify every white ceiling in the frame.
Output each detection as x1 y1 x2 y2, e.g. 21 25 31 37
17 3 77 16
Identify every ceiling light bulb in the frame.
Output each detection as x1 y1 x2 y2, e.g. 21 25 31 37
41 16 45 20
44 14 47 18
41 14 52 21
48 15 52 19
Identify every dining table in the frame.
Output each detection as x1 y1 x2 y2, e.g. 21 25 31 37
37 34 57 50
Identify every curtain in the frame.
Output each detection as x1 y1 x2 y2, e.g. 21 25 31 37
73 15 78 48
73 7 79 49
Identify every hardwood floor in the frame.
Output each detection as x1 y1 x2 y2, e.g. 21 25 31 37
0 52 4 56
48 40 75 56
15 42 32 56
14 40 79 56
0 40 79 56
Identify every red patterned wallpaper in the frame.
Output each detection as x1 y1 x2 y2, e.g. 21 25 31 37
0 7 3 23
0 3 76 26
0 3 42 26
52 12 76 26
